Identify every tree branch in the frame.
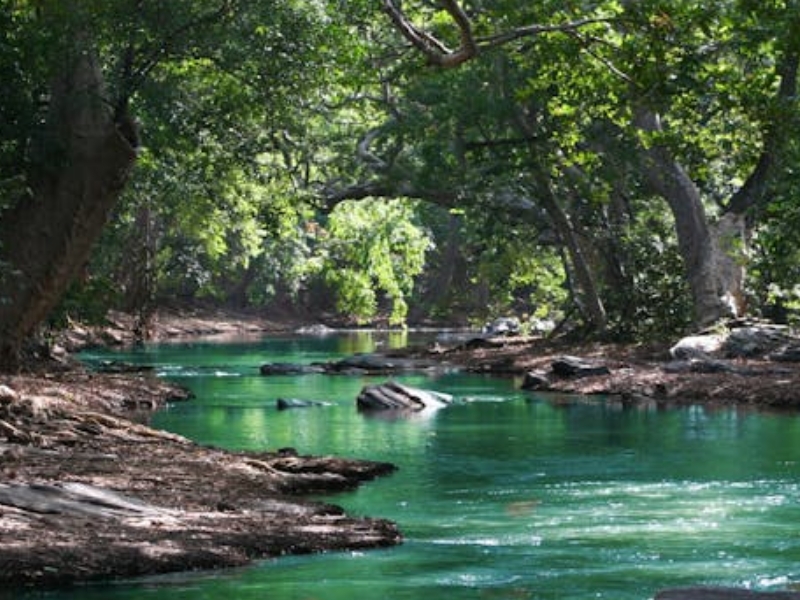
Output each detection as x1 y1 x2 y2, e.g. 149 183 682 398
125 1 235 101
726 28 800 216
383 0 614 69
321 179 457 210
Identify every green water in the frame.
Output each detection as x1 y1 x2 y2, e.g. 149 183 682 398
37 333 800 599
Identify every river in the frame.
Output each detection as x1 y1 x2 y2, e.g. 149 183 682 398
35 332 800 599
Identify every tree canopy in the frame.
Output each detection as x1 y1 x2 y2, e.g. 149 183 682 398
1 0 799 367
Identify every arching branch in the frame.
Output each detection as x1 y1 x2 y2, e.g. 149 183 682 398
726 28 800 216
383 0 614 68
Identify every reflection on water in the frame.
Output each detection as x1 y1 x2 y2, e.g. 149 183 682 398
46 334 800 599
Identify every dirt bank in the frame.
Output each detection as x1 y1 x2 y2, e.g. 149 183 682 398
432 335 800 409
0 310 400 588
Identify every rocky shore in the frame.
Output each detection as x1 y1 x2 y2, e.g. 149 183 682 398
427 324 800 410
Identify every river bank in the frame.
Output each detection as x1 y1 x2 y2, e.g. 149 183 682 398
432 334 800 409
3 307 800 594
0 309 399 588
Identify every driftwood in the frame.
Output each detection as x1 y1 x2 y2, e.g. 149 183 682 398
0 481 174 519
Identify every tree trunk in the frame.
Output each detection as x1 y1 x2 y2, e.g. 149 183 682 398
534 173 608 332
632 29 798 329
635 111 739 328
0 50 137 370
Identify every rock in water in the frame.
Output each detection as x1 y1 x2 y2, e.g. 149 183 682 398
356 382 453 412
276 398 327 410
521 370 551 391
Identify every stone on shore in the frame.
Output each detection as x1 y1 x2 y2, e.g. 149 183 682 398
550 355 611 378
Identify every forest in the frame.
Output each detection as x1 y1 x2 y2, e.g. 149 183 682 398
1 0 799 369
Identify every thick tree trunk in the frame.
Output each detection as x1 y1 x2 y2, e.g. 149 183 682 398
0 50 137 370
635 111 740 328
633 31 798 329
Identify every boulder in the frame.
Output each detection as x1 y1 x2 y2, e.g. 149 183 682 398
550 356 610 378
670 322 797 361
483 317 521 336
771 343 800 362
521 370 551 391
356 382 453 412
655 587 800 599
670 334 725 360
723 325 792 358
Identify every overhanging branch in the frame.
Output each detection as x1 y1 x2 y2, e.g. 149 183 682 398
726 29 799 216
383 0 614 68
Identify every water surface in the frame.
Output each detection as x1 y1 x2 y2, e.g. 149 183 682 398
38 333 800 599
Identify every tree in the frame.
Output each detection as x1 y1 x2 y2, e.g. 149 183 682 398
378 0 800 330
0 3 137 369
0 0 334 368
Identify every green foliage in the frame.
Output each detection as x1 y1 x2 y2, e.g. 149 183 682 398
749 137 800 323
323 199 432 325
8 0 800 335
604 208 694 339
48 276 121 329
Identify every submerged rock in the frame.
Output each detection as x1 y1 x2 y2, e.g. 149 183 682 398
331 353 442 374
260 362 326 376
356 381 453 412
276 398 328 410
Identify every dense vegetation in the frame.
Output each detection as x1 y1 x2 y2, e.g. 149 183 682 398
0 0 798 367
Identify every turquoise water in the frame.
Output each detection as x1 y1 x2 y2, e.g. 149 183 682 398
36 333 800 599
